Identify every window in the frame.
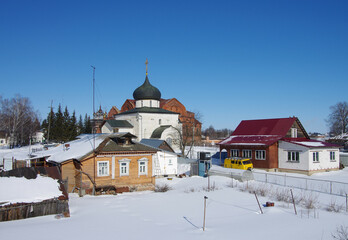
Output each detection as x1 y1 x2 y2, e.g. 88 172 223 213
242 150 252 158
330 151 336 161
138 158 148 175
287 151 300 162
291 128 298 138
97 161 109 177
313 152 319 162
231 149 239 157
255 150 266 160
119 159 130 176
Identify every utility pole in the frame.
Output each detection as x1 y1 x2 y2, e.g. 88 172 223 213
47 100 53 142
91 65 96 195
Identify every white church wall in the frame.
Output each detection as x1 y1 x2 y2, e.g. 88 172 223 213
140 113 180 139
114 112 181 141
135 100 160 108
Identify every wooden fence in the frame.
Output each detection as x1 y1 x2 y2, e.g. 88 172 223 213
0 198 69 222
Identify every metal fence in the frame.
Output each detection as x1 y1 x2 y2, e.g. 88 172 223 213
252 171 348 197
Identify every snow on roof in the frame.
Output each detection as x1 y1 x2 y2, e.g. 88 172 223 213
294 141 325 147
218 135 282 146
284 139 340 148
43 134 109 163
0 175 62 205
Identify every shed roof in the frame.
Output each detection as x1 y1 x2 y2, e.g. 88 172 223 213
283 139 340 149
140 139 175 153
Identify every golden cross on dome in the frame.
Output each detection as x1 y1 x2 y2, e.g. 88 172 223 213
145 58 148 75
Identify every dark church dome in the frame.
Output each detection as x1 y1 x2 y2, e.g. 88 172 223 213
133 76 161 101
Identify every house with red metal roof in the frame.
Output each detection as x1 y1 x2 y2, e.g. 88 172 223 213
219 117 340 174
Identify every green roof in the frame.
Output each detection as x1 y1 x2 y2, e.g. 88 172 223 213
150 125 171 139
105 120 133 128
133 76 161 100
101 138 157 152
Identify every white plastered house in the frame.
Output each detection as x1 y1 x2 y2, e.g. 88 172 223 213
278 139 340 173
140 139 178 177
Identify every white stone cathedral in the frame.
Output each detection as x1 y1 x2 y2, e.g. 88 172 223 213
102 65 182 149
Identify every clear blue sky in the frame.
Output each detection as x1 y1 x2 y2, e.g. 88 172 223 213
1 0 347 133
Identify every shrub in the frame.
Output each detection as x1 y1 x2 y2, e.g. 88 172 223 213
203 181 219 192
326 199 344 213
155 184 172 192
332 225 348 240
301 192 319 209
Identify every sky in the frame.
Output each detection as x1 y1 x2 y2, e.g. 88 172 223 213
0 0 347 133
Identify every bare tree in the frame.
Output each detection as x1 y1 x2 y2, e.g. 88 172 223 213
0 95 40 147
327 102 348 135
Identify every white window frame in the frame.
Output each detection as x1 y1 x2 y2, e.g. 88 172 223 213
287 151 300 162
242 149 252 158
255 150 266 160
231 149 239 157
291 128 298 138
119 159 131 176
138 158 148 176
97 161 109 177
312 152 319 163
330 151 336 161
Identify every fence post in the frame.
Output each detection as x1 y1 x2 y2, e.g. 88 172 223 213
203 196 208 231
265 173 267 183
305 179 308 190
330 181 332 195
284 174 286 187
254 192 263 214
290 189 297 215
346 194 347 212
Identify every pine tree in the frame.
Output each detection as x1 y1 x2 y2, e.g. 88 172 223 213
63 106 70 141
77 114 84 135
84 114 92 134
69 111 78 140
53 104 64 142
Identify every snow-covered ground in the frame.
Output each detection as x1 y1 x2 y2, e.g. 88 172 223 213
0 175 62 205
1 172 348 240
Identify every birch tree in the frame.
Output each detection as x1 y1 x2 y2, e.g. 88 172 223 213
327 101 348 135
0 95 40 147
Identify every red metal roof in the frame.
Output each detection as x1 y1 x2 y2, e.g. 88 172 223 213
219 117 298 146
232 117 297 136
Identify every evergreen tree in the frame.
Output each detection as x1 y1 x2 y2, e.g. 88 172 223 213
69 111 78 140
63 106 70 141
53 104 64 142
77 114 84 135
84 114 92 134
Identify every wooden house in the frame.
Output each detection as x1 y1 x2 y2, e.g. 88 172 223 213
47 133 157 194
219 117 340 174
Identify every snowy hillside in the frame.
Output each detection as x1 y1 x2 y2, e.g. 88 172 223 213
1 172 348 240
